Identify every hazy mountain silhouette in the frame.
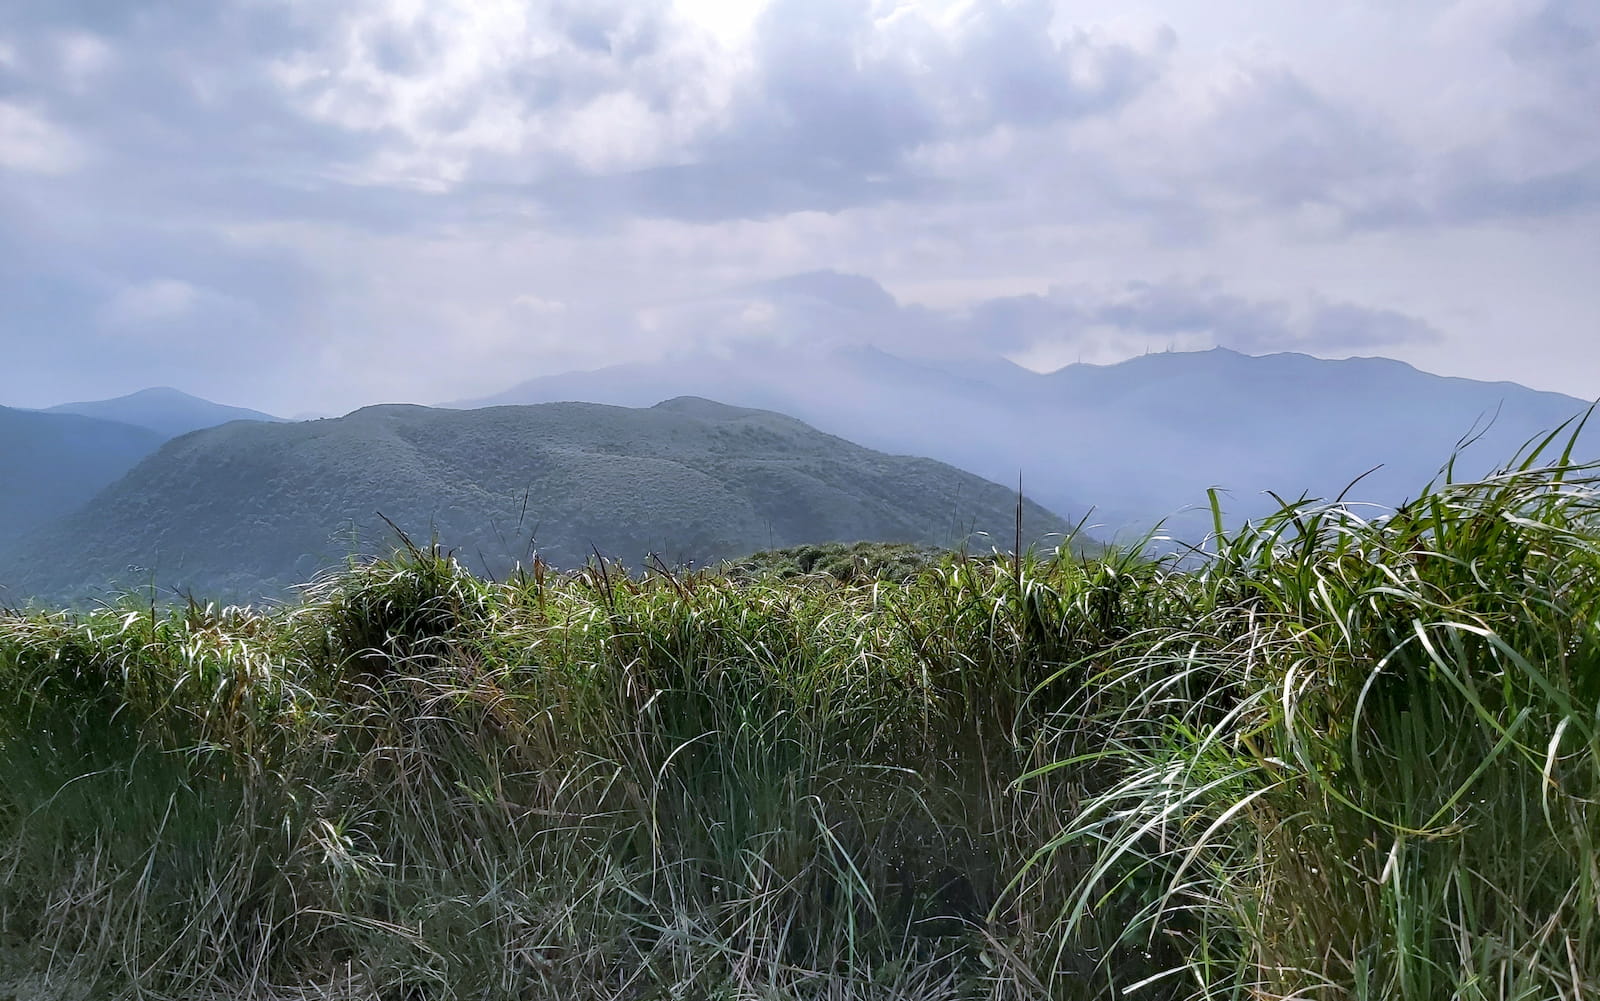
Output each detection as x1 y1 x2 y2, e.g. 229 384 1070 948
459 346 1594 537
0 397 1070 605
0 405 164 554
45 387 283 438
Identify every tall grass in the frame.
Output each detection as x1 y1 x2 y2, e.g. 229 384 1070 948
1014 430 1600 999
1 439 1597 999
0 545 1156 999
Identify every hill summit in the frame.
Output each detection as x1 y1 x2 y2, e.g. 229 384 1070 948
44 386 284 438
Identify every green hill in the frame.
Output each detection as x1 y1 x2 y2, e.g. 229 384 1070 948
0 405 163 552
0 397 1073 604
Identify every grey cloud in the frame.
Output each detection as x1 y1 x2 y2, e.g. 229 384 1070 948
1083 280 1442 354
1333 0 1599 228
0 1 373 193
2 0 1168 228
1197 67 1405 213
546 0 668 62
745 270 900 314
586 0 1172 222
1504 0 1599 85
945 2 1175 126
965 295 1076 352
1072 6 1599 235
526 161 943 227
1450 0 1596 226
1301 302 1441 352
624 270 1440 364
1469 0 1600 217
718 0 937 173
0 0 1592 413
1433 161 1600 223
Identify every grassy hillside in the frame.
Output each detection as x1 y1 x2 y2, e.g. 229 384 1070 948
0 397 1071 605
0 405 162 554
1 439 1594 999
44 386 284 437
719 539 946 582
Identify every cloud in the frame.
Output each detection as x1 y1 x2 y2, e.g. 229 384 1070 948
594 0 1173 221
0 0 1596 413
255 0 733 192
0 101 87 173
1451 0 1600 219
591 269 1442 371
99 278 201 328
511 294 566 316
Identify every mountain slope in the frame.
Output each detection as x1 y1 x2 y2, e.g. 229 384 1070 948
1027 349 1592 533
0 398 1071 604
461 346 1594 536
0 406 164 555
452 345 1048 514
45 387 283 438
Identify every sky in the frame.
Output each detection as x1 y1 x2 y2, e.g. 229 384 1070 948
0 0 1596 417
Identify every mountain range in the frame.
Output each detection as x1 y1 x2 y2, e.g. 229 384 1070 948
458 345 1595 537
0 405 164 549
0 388 282 555
5 348 1593 606
0 398 1068 605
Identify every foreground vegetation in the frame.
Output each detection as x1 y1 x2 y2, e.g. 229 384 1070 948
2 438 1597 999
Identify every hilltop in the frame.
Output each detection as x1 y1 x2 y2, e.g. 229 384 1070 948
44 386 284 438
0 397 1072 604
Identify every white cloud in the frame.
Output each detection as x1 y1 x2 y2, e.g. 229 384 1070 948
99 279 201 329
265 0 736 189
0 101 87 174
57 31 113 91
511 294 566 315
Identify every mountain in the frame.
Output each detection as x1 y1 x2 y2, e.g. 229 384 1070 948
0 406 164 554
459 346 1594 537
44 387 283 438
0 398 1072 605
451 344 1051 504
1030 349 1592 532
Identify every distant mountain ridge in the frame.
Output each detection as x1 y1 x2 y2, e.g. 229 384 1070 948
45 387 283 438
0 397 1071 605
458 346 1594 536
0 388 288 557
0 406 164 554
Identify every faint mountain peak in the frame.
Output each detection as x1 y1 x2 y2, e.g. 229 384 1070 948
45 387 285 439
747 270 899 313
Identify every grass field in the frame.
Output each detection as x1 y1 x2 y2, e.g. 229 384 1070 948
2 434 1596 999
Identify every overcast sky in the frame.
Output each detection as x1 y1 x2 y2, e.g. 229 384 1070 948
1 0 1595 416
